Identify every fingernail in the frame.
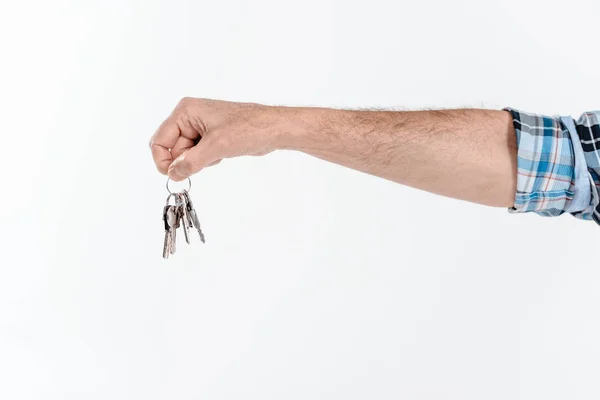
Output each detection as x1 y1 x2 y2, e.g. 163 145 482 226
168 154 187 181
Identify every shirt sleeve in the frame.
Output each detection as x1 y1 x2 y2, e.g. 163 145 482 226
504 108 600 223
573 111 600 222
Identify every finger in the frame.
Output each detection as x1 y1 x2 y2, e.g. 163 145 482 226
149 116 181 174
168 137 222 181
171 136 196 160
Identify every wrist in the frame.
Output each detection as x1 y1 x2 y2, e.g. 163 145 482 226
265 106 326 152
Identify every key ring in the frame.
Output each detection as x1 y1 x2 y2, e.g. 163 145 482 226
166 177 192 194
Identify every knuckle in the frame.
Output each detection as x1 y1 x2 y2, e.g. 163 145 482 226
178 97 195 109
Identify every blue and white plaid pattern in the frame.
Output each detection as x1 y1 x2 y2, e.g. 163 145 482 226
506 108 600 224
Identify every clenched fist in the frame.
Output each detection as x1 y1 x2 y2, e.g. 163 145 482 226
149 98 287 181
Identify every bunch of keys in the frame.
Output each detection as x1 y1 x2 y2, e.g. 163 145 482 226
162 177 205 259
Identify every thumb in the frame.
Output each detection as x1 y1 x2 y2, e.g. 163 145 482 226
168 139 220 181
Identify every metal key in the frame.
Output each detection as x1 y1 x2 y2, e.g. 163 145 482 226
163 205 178 258
170 206 178 255
182 194 194 231
163 194 179 257
176 193 191 245
182 190 205 243
162 205 172 259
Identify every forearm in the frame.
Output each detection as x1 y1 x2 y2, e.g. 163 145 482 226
153 98 599 223
271 107 517 207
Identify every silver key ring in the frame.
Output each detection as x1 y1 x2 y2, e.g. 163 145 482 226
166 177 192 194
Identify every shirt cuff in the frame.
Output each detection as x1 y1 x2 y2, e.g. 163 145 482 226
559 116 592 214
504 108 581 217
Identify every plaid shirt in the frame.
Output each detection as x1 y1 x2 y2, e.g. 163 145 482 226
505 108 600 223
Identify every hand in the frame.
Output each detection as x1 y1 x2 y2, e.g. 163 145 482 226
149 98 281 181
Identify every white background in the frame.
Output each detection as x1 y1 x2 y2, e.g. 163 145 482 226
1 0 599 399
